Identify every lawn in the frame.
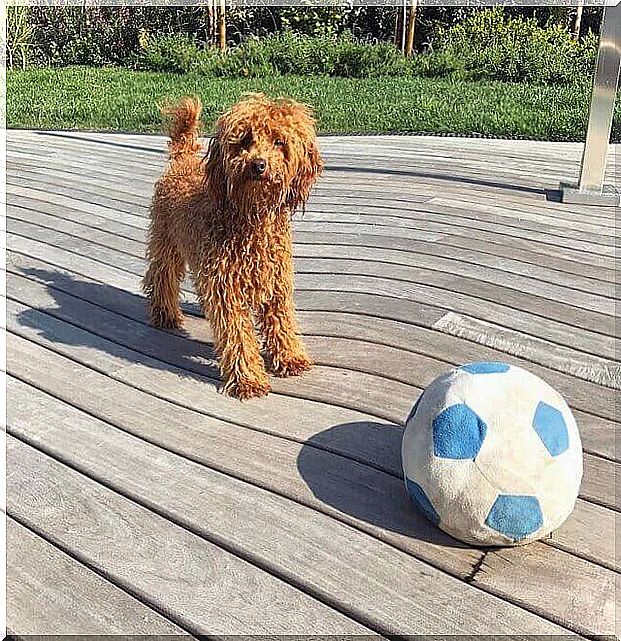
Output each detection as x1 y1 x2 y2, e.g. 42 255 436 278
7 66 619 141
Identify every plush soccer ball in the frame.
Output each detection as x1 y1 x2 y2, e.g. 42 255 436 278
402 362 583 546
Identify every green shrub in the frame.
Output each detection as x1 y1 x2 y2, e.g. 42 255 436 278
133 31 412 79
430 7 597 85
135 33 201 74
334 39 410 77
213 38 277 77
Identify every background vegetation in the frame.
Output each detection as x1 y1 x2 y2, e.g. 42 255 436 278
6 5 616 140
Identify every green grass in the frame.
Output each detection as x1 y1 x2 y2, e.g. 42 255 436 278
8 66 619 141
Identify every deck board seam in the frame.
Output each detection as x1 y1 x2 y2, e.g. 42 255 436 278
8 229 616 343
10 211 617 305
10 371 616 618
12 164 617 232
7 312 618 514
8 252 619 396
9 177 615 254
7 430 397 638
11 201 616 286
8 185 612 271
8 265 620 418
6 509 202 639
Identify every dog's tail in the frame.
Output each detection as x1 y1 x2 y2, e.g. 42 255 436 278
162 97 202 159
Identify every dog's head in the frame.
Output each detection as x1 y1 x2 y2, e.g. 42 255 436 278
205 93 323 213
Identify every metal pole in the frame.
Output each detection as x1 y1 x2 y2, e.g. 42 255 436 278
560 4 620 206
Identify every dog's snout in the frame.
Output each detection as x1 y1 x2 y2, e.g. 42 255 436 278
252 158 267 176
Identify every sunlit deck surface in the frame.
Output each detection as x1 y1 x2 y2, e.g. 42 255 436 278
6 129 618 638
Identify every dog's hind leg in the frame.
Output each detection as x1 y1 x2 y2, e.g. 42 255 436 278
143 235 186 330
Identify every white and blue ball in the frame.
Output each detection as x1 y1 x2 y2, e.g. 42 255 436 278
402 362 583 546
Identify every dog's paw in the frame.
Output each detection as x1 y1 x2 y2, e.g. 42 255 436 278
223 376 271 401
149 307 184 330
271 353 313 378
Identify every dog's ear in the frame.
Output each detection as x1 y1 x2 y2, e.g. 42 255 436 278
205 135 227 209
287 135 323 212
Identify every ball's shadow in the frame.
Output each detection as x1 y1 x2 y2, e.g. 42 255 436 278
296 420 470 549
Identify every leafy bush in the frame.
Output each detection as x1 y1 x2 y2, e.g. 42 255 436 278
134 33 201 74
28 6 212 67
429 7 597 85
334 40 411 77
135 31 410 79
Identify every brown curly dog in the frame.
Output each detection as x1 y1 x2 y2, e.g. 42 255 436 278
142 94 323 400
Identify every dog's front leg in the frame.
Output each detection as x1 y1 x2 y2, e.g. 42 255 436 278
204 290 271 400
260 276 313 379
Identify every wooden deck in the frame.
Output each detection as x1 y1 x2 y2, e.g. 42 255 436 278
6 129 618 638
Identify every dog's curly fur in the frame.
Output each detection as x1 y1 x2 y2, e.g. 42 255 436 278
142 94 323 400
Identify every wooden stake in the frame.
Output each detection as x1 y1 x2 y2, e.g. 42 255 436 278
206 0 214 47
394 5 404 51
405 0 417 57
572 1 584 41
218 0 226 52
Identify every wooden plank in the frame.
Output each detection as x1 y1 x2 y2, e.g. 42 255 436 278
310 187 618 227
301 211 614 259
7 436 372 636
6 184 148 230
293 232 616 293
9 216 616 336
8 333 616 575
7 266 618 442
10 144 617 227
11 152 617 235
9 166 149 206
295 272 615 359
472 545 616 637
10 336 612 629
11 204 613 314
294 243 614 315
7 517 190 636
8 227 615 359
8 206 145 256
13 161 617 236
7 252 618 462
7 332 483 577
9 377 579 637
8 198 145 242
9 174 614 286
582 455 618 510
6 287 617 514
6 176 146 216
6 294 413 424
296 220 612 270
551 500 617 572
431 311 618 388
303 200 616 244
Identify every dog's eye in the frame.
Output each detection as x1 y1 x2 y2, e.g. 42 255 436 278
274 139 285 149
240 134 253 150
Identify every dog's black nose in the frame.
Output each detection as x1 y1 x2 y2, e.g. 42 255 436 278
252 158 267 176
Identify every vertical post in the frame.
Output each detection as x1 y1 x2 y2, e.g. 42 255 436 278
405 0 417 57
560 4 620 205
218 0 226 52
572 1 583 40
400 0 407 52
394 4 403 51
578 4 620 192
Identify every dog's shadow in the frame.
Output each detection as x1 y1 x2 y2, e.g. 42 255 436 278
14 266 221 386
